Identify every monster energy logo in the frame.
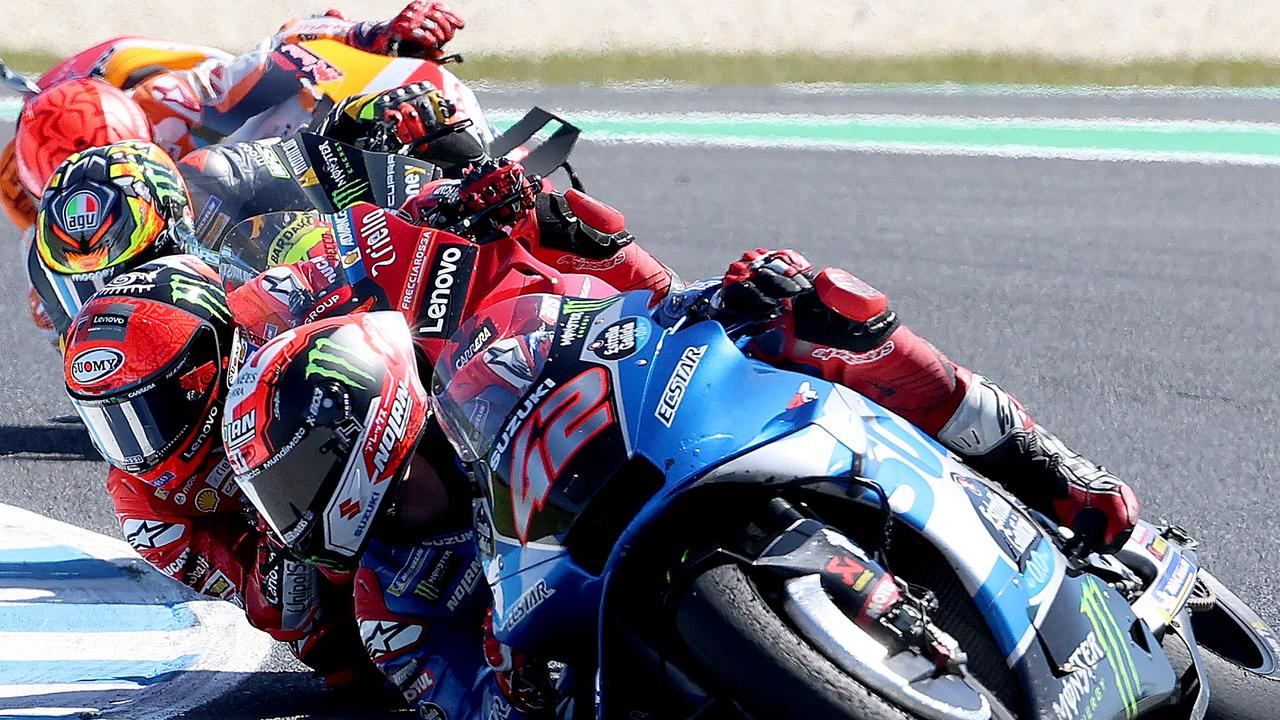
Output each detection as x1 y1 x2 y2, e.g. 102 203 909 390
170 274 230 321
560 296 621 314
1080 579 1141 719
305 337 376 390
332 180 371 208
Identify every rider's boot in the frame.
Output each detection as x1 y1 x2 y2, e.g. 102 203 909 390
933 375 1140 554
727 250 1139 553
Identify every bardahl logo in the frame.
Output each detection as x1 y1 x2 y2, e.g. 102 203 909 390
70 348 125 384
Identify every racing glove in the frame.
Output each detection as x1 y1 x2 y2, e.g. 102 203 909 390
401 159 540 234
317 82 485 164
716 248 816 321
351 1 465 59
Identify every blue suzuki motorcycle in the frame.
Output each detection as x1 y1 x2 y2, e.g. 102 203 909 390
430 291 1280 720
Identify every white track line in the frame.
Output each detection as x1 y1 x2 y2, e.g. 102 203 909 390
0 504 273 720
577 132 1280 167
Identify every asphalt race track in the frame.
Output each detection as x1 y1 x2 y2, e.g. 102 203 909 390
1 84 1277 718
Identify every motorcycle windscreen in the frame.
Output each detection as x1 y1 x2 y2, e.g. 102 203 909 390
432 293 636 547
217 211 336 290
430 293 564 464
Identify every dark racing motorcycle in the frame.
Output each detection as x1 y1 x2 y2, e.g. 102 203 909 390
425 288 1280 720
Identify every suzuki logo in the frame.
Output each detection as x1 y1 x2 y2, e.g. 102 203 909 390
338 498 362 520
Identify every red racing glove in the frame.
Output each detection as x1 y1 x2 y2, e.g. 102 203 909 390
719 248 816 319
401 160 539 233
369 82 460 153
1055 471 1140 556
360 1 465 58
458 159 538 220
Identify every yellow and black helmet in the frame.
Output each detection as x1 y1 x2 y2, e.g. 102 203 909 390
35 140 195 278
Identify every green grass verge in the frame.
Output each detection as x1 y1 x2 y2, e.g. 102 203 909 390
450 52 1280 87
9 47 1280 87
2 49 60 74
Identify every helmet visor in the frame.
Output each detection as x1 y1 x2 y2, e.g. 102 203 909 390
69 324 220 477
235 409 398 570
235 425 349 550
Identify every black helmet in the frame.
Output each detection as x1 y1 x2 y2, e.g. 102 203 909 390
223 311 430 569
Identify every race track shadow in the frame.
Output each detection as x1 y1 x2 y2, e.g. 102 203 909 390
177 670 414 719
0 670 186 710
0 423 99 460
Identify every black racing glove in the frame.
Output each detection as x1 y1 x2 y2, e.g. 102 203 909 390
716 247 816 320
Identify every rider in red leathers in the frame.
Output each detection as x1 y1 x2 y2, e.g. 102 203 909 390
62 254 377 687
220 160 1139 715
712 249 1139 552
1 0 466 230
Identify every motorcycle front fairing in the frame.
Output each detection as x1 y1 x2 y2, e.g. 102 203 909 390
588 300 1180 718
467 292 815 652
447 291 1180 718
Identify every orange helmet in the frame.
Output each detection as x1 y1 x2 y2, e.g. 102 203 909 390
15 77 152 197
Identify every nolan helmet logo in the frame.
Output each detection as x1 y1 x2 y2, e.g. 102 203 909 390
62 190 102 233
70 347 125 385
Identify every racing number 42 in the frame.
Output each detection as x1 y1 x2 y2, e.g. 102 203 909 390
511 368 614 543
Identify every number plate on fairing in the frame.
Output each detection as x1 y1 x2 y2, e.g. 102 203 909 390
483 296 640 549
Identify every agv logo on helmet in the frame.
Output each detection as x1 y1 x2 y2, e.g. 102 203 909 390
61 190 102 233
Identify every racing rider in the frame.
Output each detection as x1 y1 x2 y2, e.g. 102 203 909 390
219 162 1138 715
30 82 479 340
1 0 465 231
9 0 466 333
60 254 376 687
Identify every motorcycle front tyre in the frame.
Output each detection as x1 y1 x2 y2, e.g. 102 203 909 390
676 562 1002 720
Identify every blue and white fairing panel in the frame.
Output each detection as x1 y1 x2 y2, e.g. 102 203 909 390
630 349 1065 664
484 292 1175 720
485 292 848 648
614 320 1178 718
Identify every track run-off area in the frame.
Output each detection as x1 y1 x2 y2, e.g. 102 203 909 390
0 82 1277 718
